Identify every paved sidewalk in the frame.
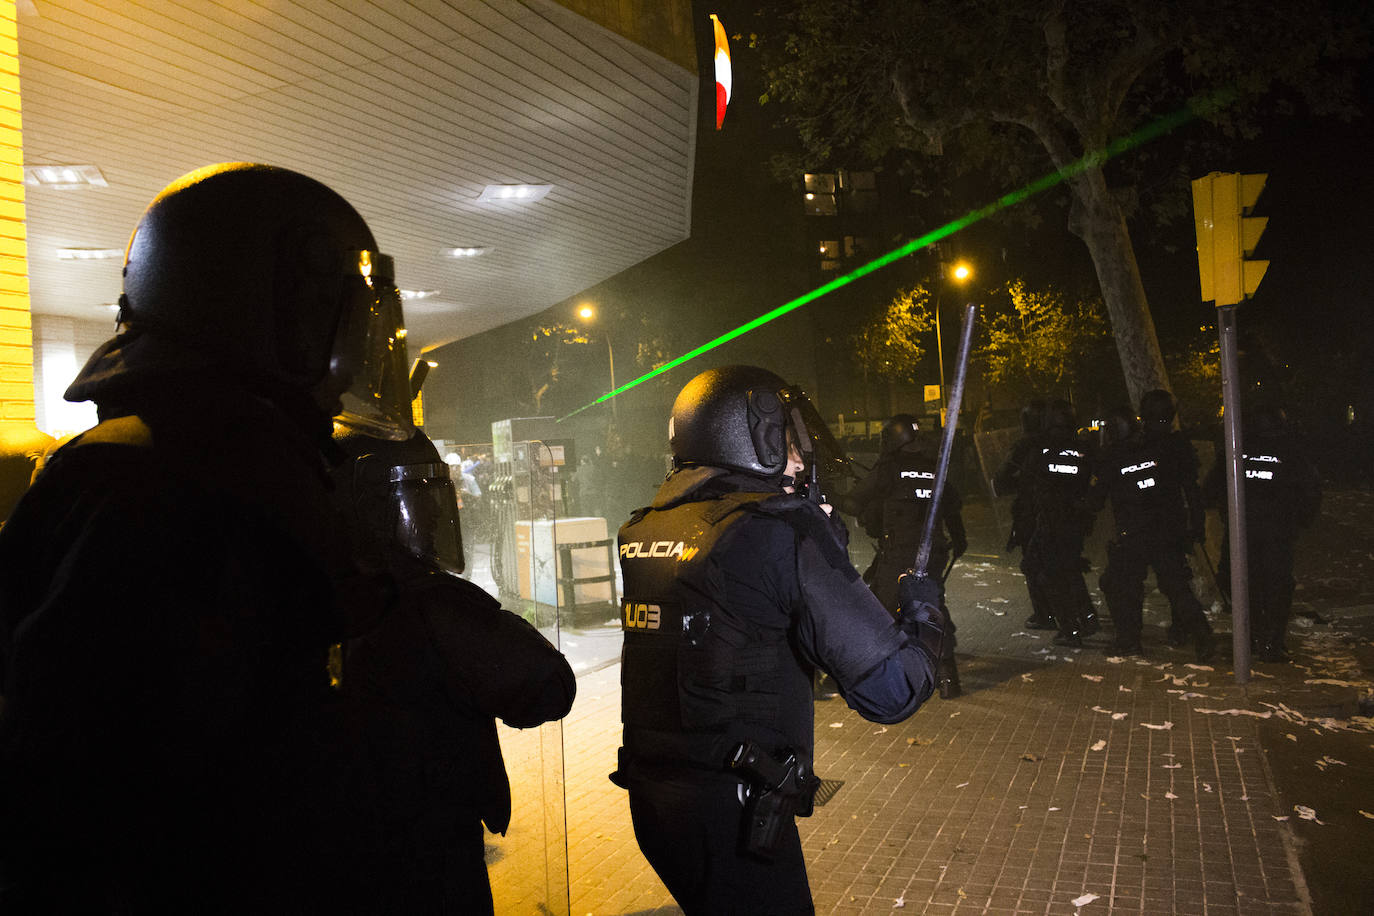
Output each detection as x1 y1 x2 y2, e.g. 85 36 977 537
492 498 1374 914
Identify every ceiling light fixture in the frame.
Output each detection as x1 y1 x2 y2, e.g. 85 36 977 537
26 165 108 189
477 184 552 203
443 246 490 258
57 248 122 260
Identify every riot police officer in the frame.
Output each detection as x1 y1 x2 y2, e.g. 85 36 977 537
1203 403 1321 662
1021 400 1099 646
332 425 576 913
994 399 1055 629
0 164 414 911
612 366 947 915
1092 393 1214 661
840 413 968 697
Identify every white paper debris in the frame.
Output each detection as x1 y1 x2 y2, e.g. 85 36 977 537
1119 685 1132 692
874 727 888 734
1112 712 1128 720
893 895 905 909
956 782 970 789
1273 815 1289 821
829 722 844 728
1071 892 1101 907
1021 673 1035 682
1082 674 1103 682
1105 656 1125 664
1203 783 1213 793
1165 792 1178 799
1048 807 1060 812
1193 707 1272 718
1091 740 1107 751
1294 805 1324 824
1184 664 1215 671
1091 706 1114 715
1161 763 1182 769
1140 721 1175 730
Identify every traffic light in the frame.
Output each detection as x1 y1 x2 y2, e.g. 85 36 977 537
1191 171 1268 306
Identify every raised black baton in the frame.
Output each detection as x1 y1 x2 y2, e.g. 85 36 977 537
912 303 978 578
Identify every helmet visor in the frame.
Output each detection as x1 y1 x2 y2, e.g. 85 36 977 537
778 387 852 478
335 251 414 440
388 461 466 576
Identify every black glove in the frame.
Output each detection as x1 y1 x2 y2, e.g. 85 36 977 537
898 571 949 672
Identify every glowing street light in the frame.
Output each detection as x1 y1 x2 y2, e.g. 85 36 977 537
936 260 974 422
576 304 617 421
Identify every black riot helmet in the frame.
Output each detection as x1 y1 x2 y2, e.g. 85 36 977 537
1020 399 1047 436
1101 406 1140 446
880 414 920 455
669 365 842 479
1247 401 1289 439
1045 399 1077 434
72 163 412 437
1138 389 1177 435
332 425 465 576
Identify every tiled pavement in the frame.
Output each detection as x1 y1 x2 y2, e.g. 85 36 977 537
485 503 1373 914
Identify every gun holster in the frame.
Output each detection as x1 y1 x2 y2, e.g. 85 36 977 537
727 741 820 859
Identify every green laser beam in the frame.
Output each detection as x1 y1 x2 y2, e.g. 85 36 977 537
560 95 1217 422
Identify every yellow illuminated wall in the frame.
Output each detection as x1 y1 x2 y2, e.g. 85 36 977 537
0 0 30 428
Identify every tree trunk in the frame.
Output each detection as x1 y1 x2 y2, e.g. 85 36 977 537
1068 169 1171 406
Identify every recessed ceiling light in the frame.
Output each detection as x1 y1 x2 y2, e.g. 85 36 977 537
26 165 108 189
477 184 551 203
443 246 490 258
400 289 440 300
57 248 122 260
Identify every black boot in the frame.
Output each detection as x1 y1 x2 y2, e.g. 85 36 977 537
1194 624 1215 664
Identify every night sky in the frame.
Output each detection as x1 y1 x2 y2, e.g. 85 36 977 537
425 4 1374 451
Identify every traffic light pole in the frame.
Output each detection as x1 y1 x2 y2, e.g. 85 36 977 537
1192 170 1268 687
1217 303 1251 685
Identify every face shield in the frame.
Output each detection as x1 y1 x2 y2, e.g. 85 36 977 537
777 386 852 488
332 251 415 441
387 460 466 576
336 438 467 577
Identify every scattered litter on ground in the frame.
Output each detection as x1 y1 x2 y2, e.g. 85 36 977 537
1162 763 1182 769
1165 792 1178 799
1294 805 1324 824
828 722 843 728
874 727 888 734
1090 739 1107 751
1021 753 1042 762
1141 721 1175 730
1082 674 1103 682
1194 707 1273 719
1184 664 1215 671
892 895 905 908
956 782 970 788
1119 685 1132 692
1071 891 1101 908
1105 656 1125 664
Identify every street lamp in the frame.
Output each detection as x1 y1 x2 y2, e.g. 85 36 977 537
935 260 973 423
576 303 617 421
